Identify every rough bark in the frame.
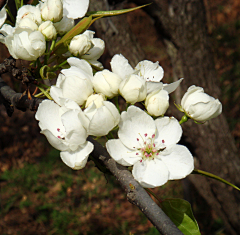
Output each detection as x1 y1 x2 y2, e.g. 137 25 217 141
91 0 240 234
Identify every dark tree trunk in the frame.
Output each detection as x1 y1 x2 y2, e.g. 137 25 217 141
90 0 240 234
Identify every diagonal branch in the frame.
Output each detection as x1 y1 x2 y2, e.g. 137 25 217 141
88 137 183 235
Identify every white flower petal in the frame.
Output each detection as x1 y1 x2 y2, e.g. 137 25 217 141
146 81 163 94
160 145 194 180
82 38 105 61
163 78 183 94
106 139 141 166
132 159 169 188
41 129 68 151
60 141 94 169
87 59 103 69
63 0 89 19
66 57 93 80
154 117 182 148
110 54 134 80
135 60 164 82
61 109 87 149
118 106 156 148
35 100 64 136
0 7 7 28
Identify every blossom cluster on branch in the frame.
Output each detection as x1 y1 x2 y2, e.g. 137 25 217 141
0 0 222 189
0 0 225 233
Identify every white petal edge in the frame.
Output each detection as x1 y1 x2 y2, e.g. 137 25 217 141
106 139 141 166
160 144 194 180
118 106 156 149
132 159 169 188
60 141 93 170
154 116 182 148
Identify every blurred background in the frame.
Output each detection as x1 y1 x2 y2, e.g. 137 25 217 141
0 0 240 234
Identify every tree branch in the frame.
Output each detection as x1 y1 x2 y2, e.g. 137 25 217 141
88 137 183 235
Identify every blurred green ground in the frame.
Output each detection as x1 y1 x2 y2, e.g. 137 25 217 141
0 149 183 235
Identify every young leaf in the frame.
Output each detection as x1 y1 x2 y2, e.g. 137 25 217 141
86 4 151 18
161 198 201 235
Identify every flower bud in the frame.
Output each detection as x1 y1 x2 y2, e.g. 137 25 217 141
181 85 222 122
119 74 147 104
84 101 120 136
39 21 57 40
85 93 106 109
50 58 94 106
54 16 74 36
145 89 169 116
69 34 93 57
92 70 122 98
41 0 63 23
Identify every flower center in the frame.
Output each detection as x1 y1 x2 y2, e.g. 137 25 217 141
135 133 165 162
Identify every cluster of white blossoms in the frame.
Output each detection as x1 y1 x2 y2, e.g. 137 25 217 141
0 0 222 188
0 0 104 65
35 53 222 188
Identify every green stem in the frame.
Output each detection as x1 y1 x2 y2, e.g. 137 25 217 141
51 60 68 72
192 169 240 191
44 41 50 65
47 39 56 63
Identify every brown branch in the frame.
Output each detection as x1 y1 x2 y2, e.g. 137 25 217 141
0 77 42 116
0 61 183 235
88 137 183 235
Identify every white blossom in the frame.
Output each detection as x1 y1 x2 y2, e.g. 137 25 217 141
5 27 46 61
181 85 222 122
35 99 93 170
106 106 194 188
110 54 183 94
16 5 42 26
50 57 93 106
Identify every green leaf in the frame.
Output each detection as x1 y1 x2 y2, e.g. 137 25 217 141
192 169 240 191
54 16 92 55
86 4 151 18
161 198 201 235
